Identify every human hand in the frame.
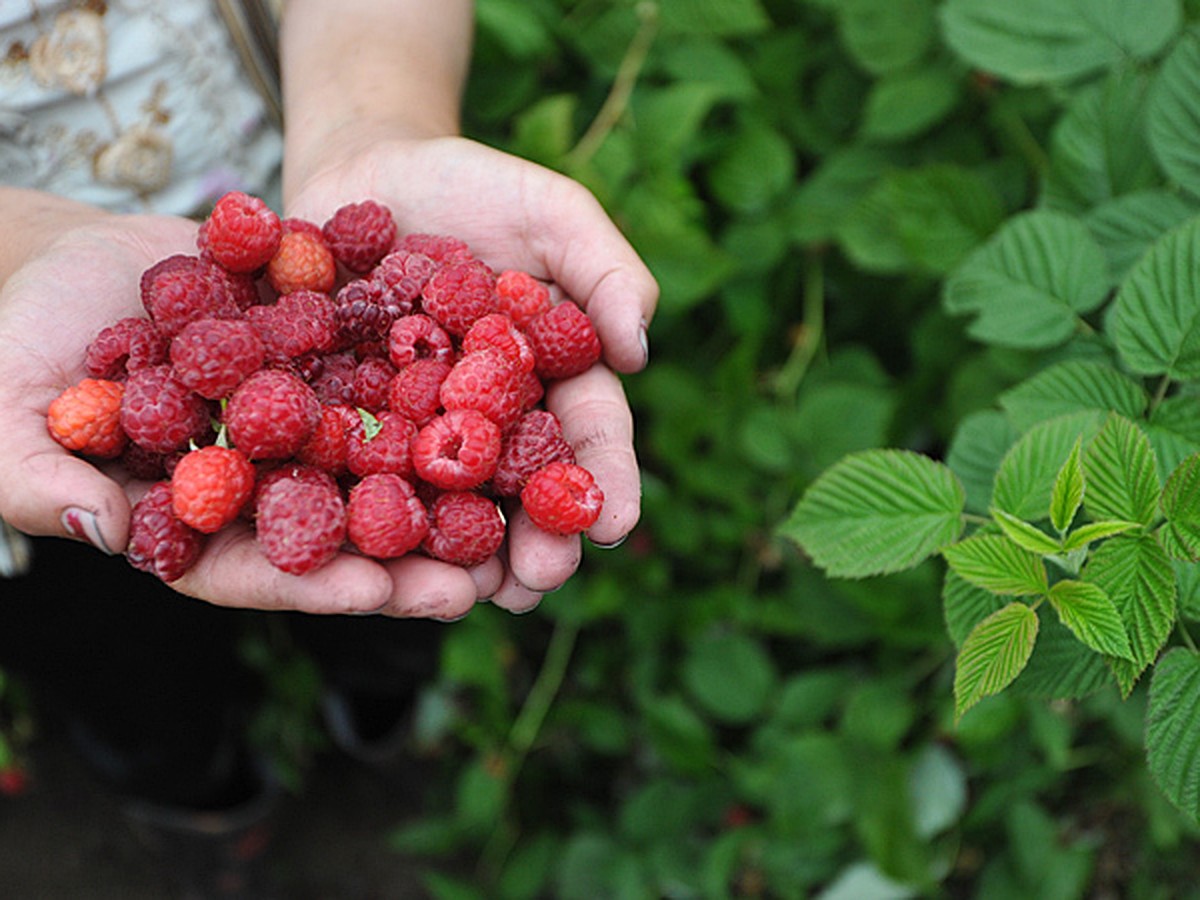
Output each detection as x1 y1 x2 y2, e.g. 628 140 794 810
286 135 659 612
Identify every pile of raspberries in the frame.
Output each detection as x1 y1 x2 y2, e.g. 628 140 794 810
46 192 605 581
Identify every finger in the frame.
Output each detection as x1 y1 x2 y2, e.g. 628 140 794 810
545 365 640 547
489 564 544 614
469 555 505 602
376 553 481 620
504 504 582 593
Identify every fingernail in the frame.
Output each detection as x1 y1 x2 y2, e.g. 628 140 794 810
61 507 114 555
433 613 470 623
638 318 650 367
590 533 628 550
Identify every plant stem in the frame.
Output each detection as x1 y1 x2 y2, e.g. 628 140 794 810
772 251 826 399
1150 374 1173 415
1179 619 1198 654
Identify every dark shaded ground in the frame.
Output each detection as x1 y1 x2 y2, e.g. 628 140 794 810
0 727 440 898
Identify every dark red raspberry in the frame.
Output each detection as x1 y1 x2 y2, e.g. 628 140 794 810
126 481 204 582
322 200 397 273
296 404 356 476
439 348 524 431
387 358 450 425
47 378 127 458
267 230 337 295
245 289 338 364
521 461 604 535
169 318 265 400
518 368 544 411
372 249 436 312
347 409 417 479
306 350 359 405
333 277 409 345
463 313 535 373
525 302 602 380
120 365 211 453
85 317 168 380
492 410 575 497
346 473 429 559
255 474 347 575
171 445 256 534
201 191 282 274
394 233 472 266
223 368 321 460
216 268 261 312
422 491 505 567
495 270 551 330
352 357 397 412
411 408 501 491
421 259 498 337
119 442 169 481
141 255 243 338
387 314 454 369
281 217 324 240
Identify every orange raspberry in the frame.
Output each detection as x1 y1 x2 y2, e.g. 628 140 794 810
266 230 337 295
46 378 127 458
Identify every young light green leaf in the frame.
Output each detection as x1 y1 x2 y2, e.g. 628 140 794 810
1159 452 1200 561
1060 519 1141 552
992 412 1106 521
943 211 1110 350
991 508 1062 555
1050 438 1085 534
1083 414 1161 525
1148 26 1200 200
1147 649 1200 823
782 450 965 578
1047 580 1134 660
998 361 1147 435
942 534 1048 596
954 602 1039 721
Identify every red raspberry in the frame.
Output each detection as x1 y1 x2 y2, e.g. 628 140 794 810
120 365 211 453
245 462 339 520
170 445 256 533
387 358 450 425
421 259 498 337
281 217 324 240
411 408 501 491
394 233 473 266
46 378 127 458
306 350 359 405
246 290 338 363
387 314 454 369
525 302 602 380
521 461 604 535
518 368 544 411
347 409 418 479
346 473 429 559
169 318 265 399
422 491 505 567
201 191 282 274
322 200 397 273
296 404 356 476
372 249 436 311
126 481 204 582
267 230 337 295
495 270 551 330
223 368 321 460
352 356 397 412
217 268 261 312
492 410 575 496
463 313 535 373
334 277 409 345
439 348 524 431
255 474 347 575
140 255 243 338
85 317 168 380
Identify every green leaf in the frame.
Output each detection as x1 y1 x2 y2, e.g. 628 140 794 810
1085 190 1196 281
998 360 1148 434
656 0 771 36
1012 607 1114 700
1047 580 1134 659
1060 519 1141 552
1148 394 1200 479
1148 26 1200 199
1085 534 1177 695
789 147 894 246
860 66 960 144
946 410 1019 515
954 601 1039 720
1083 414 1161 525
1051 438 1086 534
992 412 1107 521
708 121 796 214
1147 649 1200 822
783 450 965 578
1159 452 1200 560
939 0 1182 86
909 743 968 839
835 0 935 76
681 632 778 724
992 508 1063 555
943 210 1110 349
942 534 1048 596
475 0 552 60
1109 215 1200 379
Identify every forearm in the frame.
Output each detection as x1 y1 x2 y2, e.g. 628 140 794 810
279 0 475 197
0 189 109 290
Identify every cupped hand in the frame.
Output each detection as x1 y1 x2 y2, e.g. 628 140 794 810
286 135 658 612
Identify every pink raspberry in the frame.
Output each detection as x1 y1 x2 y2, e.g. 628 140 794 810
346 473 429 559
200 191 282 274
439 348 524 431
421 259 498 337
120 364 212 453
463 313 535 373
306 350 359 405
422 491 505 567
334 277 407 345
387 314 454 369
169 317 265 400
255 474 347 575
394 233 473 266
85 317 169 380
223 368 321 460
387 358 450 425
140 255 244 338
322 200 397 273
411 408 501 491
245 289 338 364
525 302 602 380
267 229 337 295
126 481 204 582
346 409 418 479
521 461 604 535
170 445 256 534
495 270 551 330
296 404 357 476
371 249 435 314
352 356 397 412
492 410 575 497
